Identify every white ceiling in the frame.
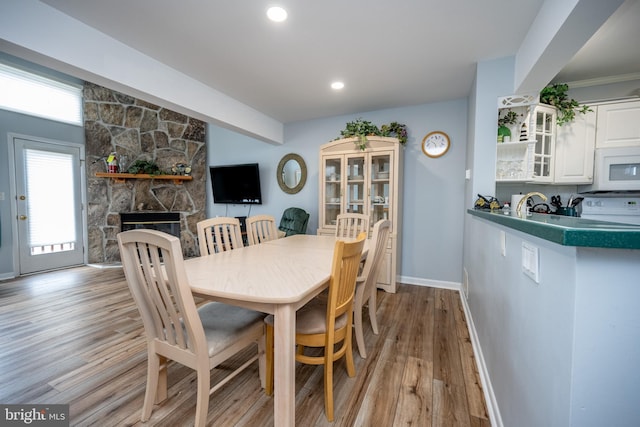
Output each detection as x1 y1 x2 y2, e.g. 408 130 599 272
40 0 640 124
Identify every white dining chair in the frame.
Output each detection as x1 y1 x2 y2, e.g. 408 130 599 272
336 213 370 239
353 219 391 358
117 229 265 427
197 216 244 255
246 214 280 245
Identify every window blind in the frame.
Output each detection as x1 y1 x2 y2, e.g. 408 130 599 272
25 149 77 250
0 63 83 125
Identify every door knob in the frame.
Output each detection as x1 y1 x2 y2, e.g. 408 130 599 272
19 215 27 220
19 195 26 200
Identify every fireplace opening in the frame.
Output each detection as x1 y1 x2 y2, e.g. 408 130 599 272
120 212 181 237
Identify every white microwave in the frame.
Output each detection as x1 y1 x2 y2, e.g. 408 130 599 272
579 147 640 193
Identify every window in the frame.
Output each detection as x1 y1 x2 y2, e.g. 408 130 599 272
0 62 83 125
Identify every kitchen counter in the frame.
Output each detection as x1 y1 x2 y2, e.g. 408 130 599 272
467 209 640 249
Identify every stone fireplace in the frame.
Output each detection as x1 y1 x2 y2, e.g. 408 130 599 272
84 82 206 263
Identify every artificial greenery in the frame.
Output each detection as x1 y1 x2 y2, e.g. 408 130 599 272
497 110 519 127
126 159 163 175
338 118 408 150
380 122 408 145
540 83 592 125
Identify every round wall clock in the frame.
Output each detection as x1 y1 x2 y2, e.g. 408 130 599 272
422 131 450 158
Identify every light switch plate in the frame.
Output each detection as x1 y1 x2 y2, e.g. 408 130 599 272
522 241 539 283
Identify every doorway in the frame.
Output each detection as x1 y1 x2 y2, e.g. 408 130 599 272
9 134 85 274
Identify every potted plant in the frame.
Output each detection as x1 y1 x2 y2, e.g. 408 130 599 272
338 119 407 150
540 83 592 125
497 110 519 142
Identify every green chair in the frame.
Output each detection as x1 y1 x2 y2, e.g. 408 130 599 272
278 207 309 236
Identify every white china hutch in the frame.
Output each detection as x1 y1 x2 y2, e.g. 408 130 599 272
317 136 403 293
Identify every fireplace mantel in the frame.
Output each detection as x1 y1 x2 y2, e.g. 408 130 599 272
95 172 193 185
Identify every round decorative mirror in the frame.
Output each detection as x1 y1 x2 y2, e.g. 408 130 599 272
277 153 307 194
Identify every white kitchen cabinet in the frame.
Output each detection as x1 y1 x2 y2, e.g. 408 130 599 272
318 136 403 293
595 100 640 148
554 108 596 184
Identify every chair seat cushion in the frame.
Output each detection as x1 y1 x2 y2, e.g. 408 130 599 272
264 298 347 335
198 302 264 357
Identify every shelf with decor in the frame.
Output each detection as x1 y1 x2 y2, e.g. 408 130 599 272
95 172 193 185
496 94 558 183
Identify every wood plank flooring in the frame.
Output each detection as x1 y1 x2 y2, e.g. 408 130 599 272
0 266 489 426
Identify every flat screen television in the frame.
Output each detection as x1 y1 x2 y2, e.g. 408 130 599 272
209 163 263 204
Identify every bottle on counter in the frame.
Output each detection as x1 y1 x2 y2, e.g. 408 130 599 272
503 202 510 215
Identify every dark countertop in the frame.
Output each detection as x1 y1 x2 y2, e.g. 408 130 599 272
467 209 640 249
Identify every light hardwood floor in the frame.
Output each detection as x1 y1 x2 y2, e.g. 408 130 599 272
0 266 489 426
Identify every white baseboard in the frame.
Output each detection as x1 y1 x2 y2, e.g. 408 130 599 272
399 275 461 291
0 272 16 281
459 293 502 427
87 262 122 269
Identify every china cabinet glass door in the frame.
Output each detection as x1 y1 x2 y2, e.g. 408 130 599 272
532 104 556 181
345 155 366 214
323 156 342 227
369 152 392 224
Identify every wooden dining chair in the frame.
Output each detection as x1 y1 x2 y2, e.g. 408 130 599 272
196 216 244 255
264 232 367 422
117 229 265 427
246 214 279 245
335 213 370 238
353 219 391 358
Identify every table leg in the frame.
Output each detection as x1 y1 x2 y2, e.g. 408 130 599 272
274 304 296 427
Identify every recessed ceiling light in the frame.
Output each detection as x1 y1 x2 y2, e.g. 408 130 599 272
331 81 345 90
267 6 288 22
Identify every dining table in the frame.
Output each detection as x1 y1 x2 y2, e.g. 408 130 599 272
184 234 366 426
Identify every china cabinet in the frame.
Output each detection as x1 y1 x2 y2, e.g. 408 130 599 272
318 136 403 293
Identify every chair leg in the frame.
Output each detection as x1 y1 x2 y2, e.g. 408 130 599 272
258 330 267 390
194 367 210 427
345 332 356 378
141 352 160 421
369 288 379 335
354 302 367 359
265 323 274 396
324 354 334 422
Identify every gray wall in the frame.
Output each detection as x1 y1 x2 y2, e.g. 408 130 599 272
207 99 469 285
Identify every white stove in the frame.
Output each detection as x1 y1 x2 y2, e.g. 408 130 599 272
581 197 640 225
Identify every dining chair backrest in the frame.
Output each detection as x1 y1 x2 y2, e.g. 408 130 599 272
335 213 370 239
353 219 391 358
328 232 368 329
246 214 279 245
118 229 205 358
197 216 244 255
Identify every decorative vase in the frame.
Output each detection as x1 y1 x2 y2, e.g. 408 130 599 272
497 125 511 143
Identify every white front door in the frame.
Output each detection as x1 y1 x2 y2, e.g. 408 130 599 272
12 136 85 274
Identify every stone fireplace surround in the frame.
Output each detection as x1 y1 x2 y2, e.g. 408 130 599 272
84 82 206 263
